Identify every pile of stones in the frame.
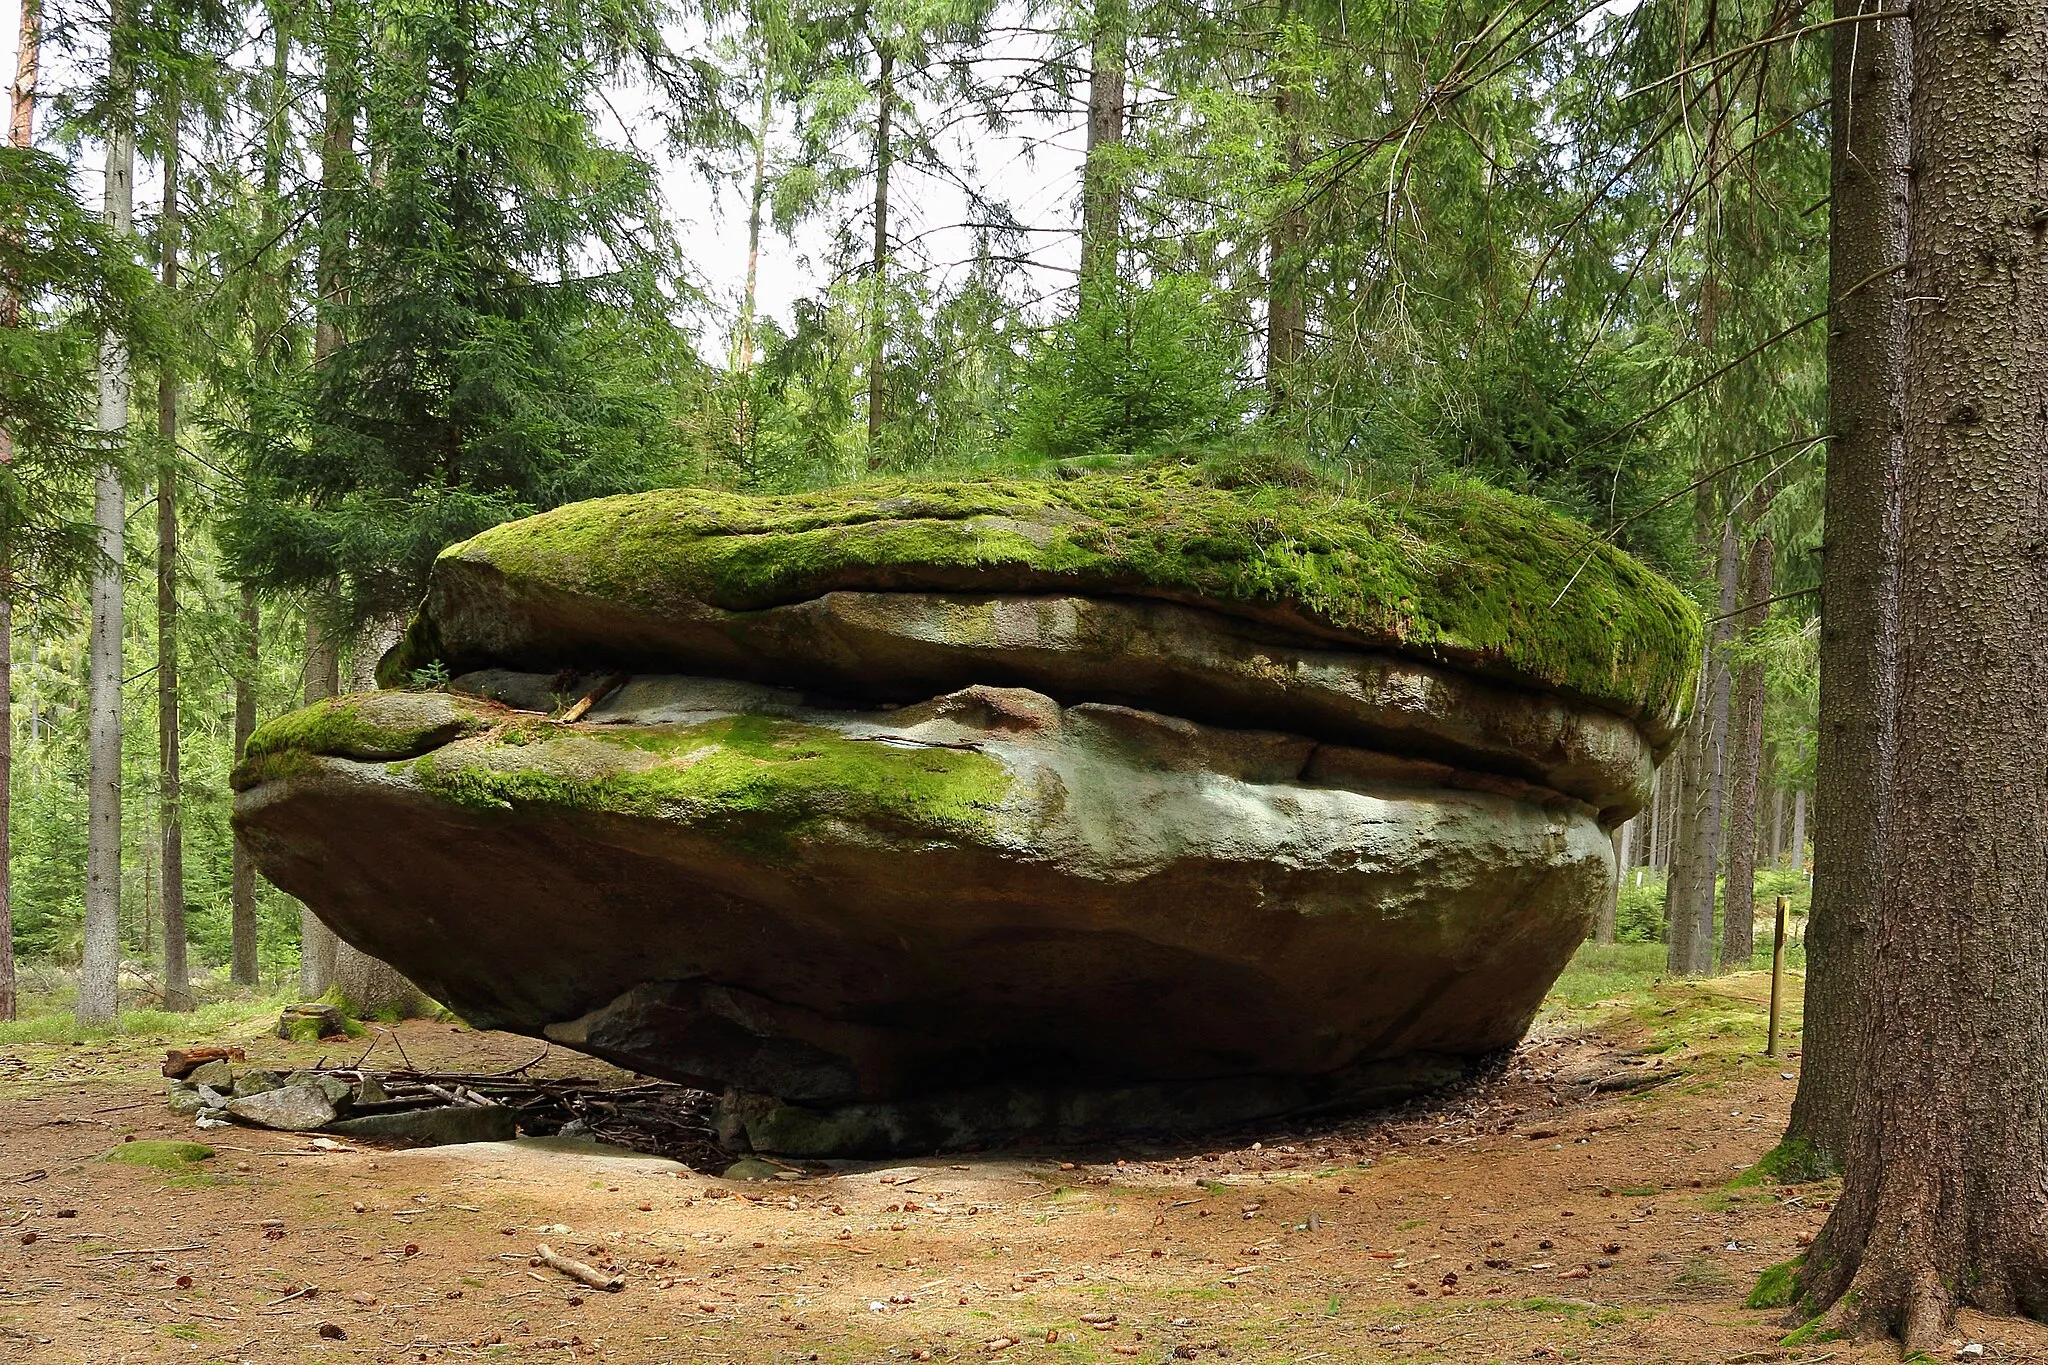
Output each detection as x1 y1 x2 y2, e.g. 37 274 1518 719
166 1055 514 1145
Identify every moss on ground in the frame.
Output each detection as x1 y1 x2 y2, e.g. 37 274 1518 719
101 1140 215 1172
1746 1257 1801 1310
393 464 1700 724
402 712 1011 850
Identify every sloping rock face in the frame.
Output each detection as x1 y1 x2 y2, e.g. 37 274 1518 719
235 467 1700 1156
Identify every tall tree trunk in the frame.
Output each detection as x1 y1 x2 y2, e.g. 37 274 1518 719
1078 0 1126 308
738 77 770 376
1783 0 1908 1174
326 618 430 1018
1646 764 1664 877
0 0 41 1023
1719 528 1772 972
1769 781 1785 865
156 77 187 1011
297 610 340 996
1796 2 2048 1341
79 6 136 1026
230 588 259 986
1790 788 1806 871
1595 827 1621 944
865 40 893 461
1667 514 1741 975
1265 0 1306 411
298 5 355 999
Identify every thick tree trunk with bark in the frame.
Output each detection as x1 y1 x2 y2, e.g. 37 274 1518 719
1796 0 2048 1344
156 80 188 1011
1784 0 1909 1174
1078 0 1125 306
1720 529 1772 971
79 14 135 1026
230 588 259 986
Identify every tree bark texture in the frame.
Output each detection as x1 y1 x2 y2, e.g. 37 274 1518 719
1785 0 1909 1173
156 80 188 1011
1797 0 2048 1344
230 588 259 986
1720 528 1773 971
79 14 135 1027
1078 0 1126 305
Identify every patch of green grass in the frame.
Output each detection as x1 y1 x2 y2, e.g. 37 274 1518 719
1779 1318 1846 1347
101 1140 216 1173
1395 1218 1430 1231
1548 942 1667 1006
0 994 296 1046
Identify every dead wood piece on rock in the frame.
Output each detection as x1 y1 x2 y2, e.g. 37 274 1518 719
536 1244 623 1292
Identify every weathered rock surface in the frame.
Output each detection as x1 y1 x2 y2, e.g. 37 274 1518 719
225 1083 338 1132
324 1105 516 1145
235 469 1699 1155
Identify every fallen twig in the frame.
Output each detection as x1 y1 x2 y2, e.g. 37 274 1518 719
535 1244 624 1292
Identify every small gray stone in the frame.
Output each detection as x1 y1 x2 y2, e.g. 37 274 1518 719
232 1069 287 1098
185 1059 233 1089
354 1074 391 1105
225 1084 338 1131
195 1084 228 1106
167 1088 207 1117
323 1105 515 1146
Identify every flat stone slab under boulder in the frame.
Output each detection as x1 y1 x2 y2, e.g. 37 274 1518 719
234 466 1700 1156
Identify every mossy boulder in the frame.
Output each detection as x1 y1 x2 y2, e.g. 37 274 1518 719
238 469 1699 1156
381 465 1699 743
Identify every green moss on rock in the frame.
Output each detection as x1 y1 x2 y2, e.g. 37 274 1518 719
400 464 1700 724
236 692 495 789
404 713 1011 850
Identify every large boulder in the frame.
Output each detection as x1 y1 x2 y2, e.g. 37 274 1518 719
234 466 1699 1155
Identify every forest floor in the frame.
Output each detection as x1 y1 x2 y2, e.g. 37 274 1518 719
6 947 2047 1365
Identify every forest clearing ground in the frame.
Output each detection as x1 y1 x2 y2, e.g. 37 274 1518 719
5 950 2046 1365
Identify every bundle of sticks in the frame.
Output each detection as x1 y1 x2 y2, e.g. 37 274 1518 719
309 1062 727 1170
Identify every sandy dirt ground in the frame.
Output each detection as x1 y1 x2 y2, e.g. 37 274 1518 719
5 970 2045 1365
